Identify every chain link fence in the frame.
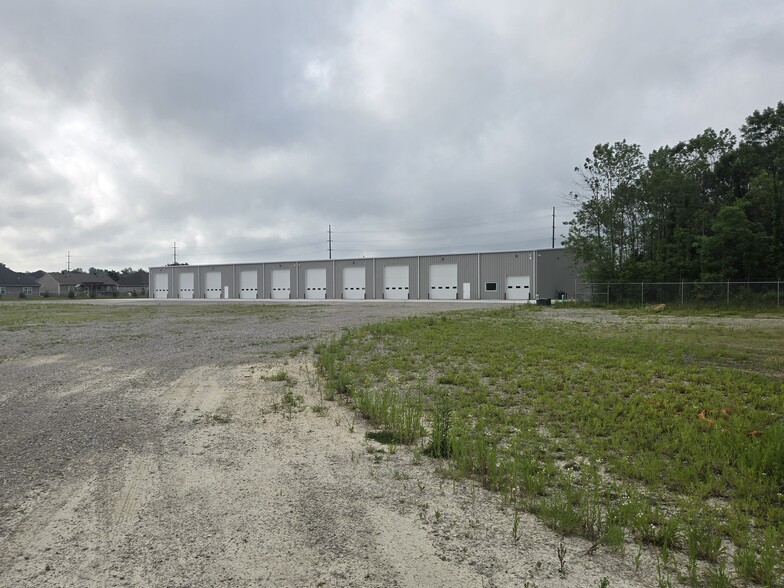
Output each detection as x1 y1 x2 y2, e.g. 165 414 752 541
574 281 783 307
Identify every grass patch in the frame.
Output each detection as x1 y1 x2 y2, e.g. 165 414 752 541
318 308 784 583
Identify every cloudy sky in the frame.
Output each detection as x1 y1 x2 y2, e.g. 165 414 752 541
1 1 782 271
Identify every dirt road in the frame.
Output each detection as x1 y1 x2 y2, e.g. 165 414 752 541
0 300 656 587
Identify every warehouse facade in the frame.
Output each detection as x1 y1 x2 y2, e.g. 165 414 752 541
148 248 577 301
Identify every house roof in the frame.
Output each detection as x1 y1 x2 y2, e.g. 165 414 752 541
28 270 47 279
0 264 40 287
42 271 118 286
117 270 149 287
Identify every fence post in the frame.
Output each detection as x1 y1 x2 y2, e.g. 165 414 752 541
607 284 610 305
727 280 730 305
641 280 644 306
680 280 684 306
778 278 780 307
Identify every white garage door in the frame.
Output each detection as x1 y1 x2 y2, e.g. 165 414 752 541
205 271 222 299
383 265 409 300
429 264 458 300
506 275 530 300
305 268 327 299
271 269 291 299
178 272 194 299
153 273 168 299
342 267 366 299
239 270 257 299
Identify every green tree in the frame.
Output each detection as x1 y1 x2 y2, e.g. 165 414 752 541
564 140 645 281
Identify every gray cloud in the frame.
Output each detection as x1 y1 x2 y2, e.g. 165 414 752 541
1 0 783 270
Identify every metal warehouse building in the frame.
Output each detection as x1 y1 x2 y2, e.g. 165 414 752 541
148 248 577 301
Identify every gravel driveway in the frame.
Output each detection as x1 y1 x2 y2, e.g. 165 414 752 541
0 300 658 587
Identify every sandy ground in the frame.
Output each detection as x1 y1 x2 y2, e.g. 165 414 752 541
0 301 671 587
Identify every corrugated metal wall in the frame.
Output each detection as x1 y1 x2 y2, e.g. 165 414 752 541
149 248 579 301
334 259 373 299
479 251 535 300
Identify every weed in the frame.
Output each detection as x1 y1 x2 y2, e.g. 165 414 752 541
556 541 567 576
264 370 296 386
512 510 521 542
311 404 328 415
598 578 610 588
317 309 784 579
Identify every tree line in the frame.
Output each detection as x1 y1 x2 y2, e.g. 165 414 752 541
564 102 783 283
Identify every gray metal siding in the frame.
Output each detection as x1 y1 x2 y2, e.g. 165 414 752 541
536 249 578 300
334 259 372 299
479 251 535 300
374 257 418 300
419 254 478 300
264 263 296 299
148 248 577 301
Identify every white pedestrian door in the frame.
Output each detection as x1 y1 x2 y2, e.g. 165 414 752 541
154 273 168 299
271 269 291 299
506 275 530 300
342 267 366 299
462 282 471 300
429 264 458 300
205 272 222 299
305 268 327 299
179 273 194 299
239 271 257 299
383 265 409 300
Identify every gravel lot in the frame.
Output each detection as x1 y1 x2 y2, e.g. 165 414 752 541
1 300 663 587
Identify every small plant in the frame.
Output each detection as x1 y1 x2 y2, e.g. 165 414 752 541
264 370 296 386
512 510 521 542
210 411 231 424
556 541 567 576
434 509 441 522
311 404 328 415
598 578 610 588
634 542 643 575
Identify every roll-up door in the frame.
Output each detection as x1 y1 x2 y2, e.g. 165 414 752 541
153 273 169 299
506 275 530 300
271 269 291 299
383 265 409 300
178 272 194 299
429 264 458 300
205 272 222 299
239 270 257 299
342 267 366 299
305 268 327 299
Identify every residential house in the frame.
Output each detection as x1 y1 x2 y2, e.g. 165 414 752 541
117 270 148 296
0 264 41 297
37 271 119 296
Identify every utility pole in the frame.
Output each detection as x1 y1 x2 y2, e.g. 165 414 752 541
67 250 71 272
328 225 332 260
551 207 556 249
173 241 177 265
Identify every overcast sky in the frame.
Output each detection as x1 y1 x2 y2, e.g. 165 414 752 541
1 1 782 271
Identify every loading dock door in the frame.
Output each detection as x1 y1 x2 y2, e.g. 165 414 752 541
239 270 258 299
179 272 194 299
342 267 366 299
383 265 409 300
153 273 169 299
205 272 222 299
271 269 291 299
429 264 458 300
305 268 327 299
506 275 530 300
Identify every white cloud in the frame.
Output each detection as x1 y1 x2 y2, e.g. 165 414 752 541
0 1 782 270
